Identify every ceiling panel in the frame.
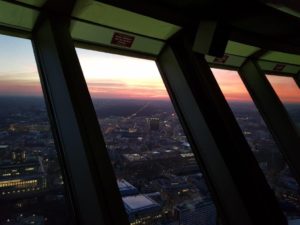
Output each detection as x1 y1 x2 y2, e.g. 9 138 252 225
225 41 259 57
260 51 300 66
258 60 300 74
0 1 39 31
72 0 180 40
71 20 164 55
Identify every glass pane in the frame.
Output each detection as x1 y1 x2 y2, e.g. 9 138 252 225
212 68 300 223
77 48 218 225
0 34 72 224
266 75 300 134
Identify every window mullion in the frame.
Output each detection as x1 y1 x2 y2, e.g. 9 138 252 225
32 14 129 225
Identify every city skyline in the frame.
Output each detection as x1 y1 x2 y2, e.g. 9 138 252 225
1 34 300 225
0 35 299 103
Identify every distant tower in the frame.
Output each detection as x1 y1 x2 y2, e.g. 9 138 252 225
148 118 160 131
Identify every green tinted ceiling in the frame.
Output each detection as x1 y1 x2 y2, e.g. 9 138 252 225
258 60 300 74
71 21 164 55
16 0 46 7
0 1 38 30
206 41 258 68
260 51 300 66
225 41 259 57
72 0 180 40
207 40 300 75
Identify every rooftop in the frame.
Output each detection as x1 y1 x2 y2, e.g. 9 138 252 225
289 219 300 225
122 194 160 214
117 179 138 196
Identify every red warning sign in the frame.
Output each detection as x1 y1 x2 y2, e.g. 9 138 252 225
111 32 135 48
213 55 229 64
273 64 286 72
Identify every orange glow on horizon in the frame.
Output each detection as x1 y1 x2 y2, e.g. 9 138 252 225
87 82 168 100
77 49 170 100
0 72 42 96
0 49 299 104
212 68 252 102
212 69 300 104
267 75 300 103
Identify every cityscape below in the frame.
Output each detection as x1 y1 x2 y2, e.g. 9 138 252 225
0 97 299 225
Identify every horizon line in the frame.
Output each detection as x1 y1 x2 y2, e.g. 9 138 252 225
0 95 300 104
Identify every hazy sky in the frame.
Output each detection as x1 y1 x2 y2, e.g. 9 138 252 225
266 75 300 103
0 34 299 103
76 48 168 100
212 68 252 102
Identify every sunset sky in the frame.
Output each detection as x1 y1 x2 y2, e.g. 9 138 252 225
266 75 300 103
76 48 168 100
0 34 299 103
212 68 252 102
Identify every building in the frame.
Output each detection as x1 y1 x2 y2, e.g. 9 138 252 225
118 179 139 196
117 180 164 224
122 194 162 225
175 198 216 225
3 215 45 225
147 118 160 131
289 219 300 225
0 145 8 158
0 151 47 199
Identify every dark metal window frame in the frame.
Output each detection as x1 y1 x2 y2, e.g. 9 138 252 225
31 14 129 225
72 38 232 225
157 33 287 225
0 4 298 225
238 60 300 184
208 59 300 223
209 61 300 185
70 30 293 225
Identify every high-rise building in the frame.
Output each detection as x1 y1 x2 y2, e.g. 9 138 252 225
147 118 160 131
